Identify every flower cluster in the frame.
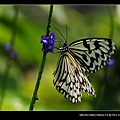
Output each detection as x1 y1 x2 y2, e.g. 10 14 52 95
11 51 18 59
4 43 12 51
4 42 18 59
40 32 56 53
106 58 115 67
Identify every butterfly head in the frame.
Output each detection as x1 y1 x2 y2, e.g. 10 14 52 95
58 42 68 53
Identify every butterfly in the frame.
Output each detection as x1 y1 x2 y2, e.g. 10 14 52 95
53 29 116 103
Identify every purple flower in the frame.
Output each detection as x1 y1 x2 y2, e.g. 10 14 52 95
11 51 17 59
4 43 12 51
106 58 115 67
40 32 56 53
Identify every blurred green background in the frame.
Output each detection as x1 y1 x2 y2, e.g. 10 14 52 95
0 5 120 110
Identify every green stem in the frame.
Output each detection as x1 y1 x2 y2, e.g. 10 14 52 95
29 52 47 110
11 5 19 46
108 5 114 39
29 5 54 111
95 68 108 110
0 5 19 110
46 5 53 36
95 5 114 110
0 59 11 110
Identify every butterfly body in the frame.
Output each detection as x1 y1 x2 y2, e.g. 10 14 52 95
53 38 116 103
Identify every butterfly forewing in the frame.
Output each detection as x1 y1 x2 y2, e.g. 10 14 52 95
68 38 116 73
53 52 96 103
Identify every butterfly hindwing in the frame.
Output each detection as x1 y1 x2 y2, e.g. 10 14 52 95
68 38 116 73
53 52 96 103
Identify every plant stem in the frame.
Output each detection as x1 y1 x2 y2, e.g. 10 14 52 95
95 68 108 110
29 52 47 110
0 5 19 110
11 5 19 46
0 59 11 110
95 5 114 110
108 5 114 39
46 5 53 36
29 5 53 111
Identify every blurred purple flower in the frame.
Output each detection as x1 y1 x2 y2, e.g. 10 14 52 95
4 43 12 51
11 51 17 59
106 58 115 67
40 32 56 53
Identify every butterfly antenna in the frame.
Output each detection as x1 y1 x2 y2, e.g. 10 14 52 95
66 24 68 44
55 27 66 43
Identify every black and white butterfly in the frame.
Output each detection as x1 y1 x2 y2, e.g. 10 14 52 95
53 29 116 103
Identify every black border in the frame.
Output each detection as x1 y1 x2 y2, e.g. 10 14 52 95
0 110 120 118
0 2 119 118
0 1 118 4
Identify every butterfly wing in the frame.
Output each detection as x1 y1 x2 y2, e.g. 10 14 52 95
68 38 116 73
53 52 96 103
